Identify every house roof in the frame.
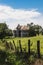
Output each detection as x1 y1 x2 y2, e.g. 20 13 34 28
14 25 29 31
20 25 29 30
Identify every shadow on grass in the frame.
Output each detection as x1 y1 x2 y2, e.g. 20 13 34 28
0 49 43 65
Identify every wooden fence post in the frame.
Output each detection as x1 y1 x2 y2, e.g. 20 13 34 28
19 40 22 53
13 40 16 52
28 40 30 56
5 41 10 49
37 40 40 58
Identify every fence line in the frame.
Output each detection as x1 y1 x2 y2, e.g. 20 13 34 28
5 40 41 58
12 40 41 58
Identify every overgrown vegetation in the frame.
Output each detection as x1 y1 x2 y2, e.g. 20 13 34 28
0 35 43 65
0 22 43 65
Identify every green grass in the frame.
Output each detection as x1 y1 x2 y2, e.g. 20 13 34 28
0 35 43 54
0 35 43 65
5 35 43 54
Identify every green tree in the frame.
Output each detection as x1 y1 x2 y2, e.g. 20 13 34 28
0 23 13 39
34 25 42 35
5 29 13 36
27 23 42 36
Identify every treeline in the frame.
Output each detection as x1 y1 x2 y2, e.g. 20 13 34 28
0 22 43 39
16 22 43 37
0 23 13 39
27 23 43 36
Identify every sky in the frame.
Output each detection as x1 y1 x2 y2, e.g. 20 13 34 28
0 0 43 29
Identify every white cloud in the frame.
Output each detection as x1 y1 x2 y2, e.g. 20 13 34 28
0 5 43 30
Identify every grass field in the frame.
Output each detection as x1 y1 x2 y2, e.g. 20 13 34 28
0 35 43 65
0 35 43 54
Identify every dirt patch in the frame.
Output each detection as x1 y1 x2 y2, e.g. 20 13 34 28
33 59 43 65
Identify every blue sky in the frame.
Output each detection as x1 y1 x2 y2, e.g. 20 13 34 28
0 0 43 29
0 0 43 12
